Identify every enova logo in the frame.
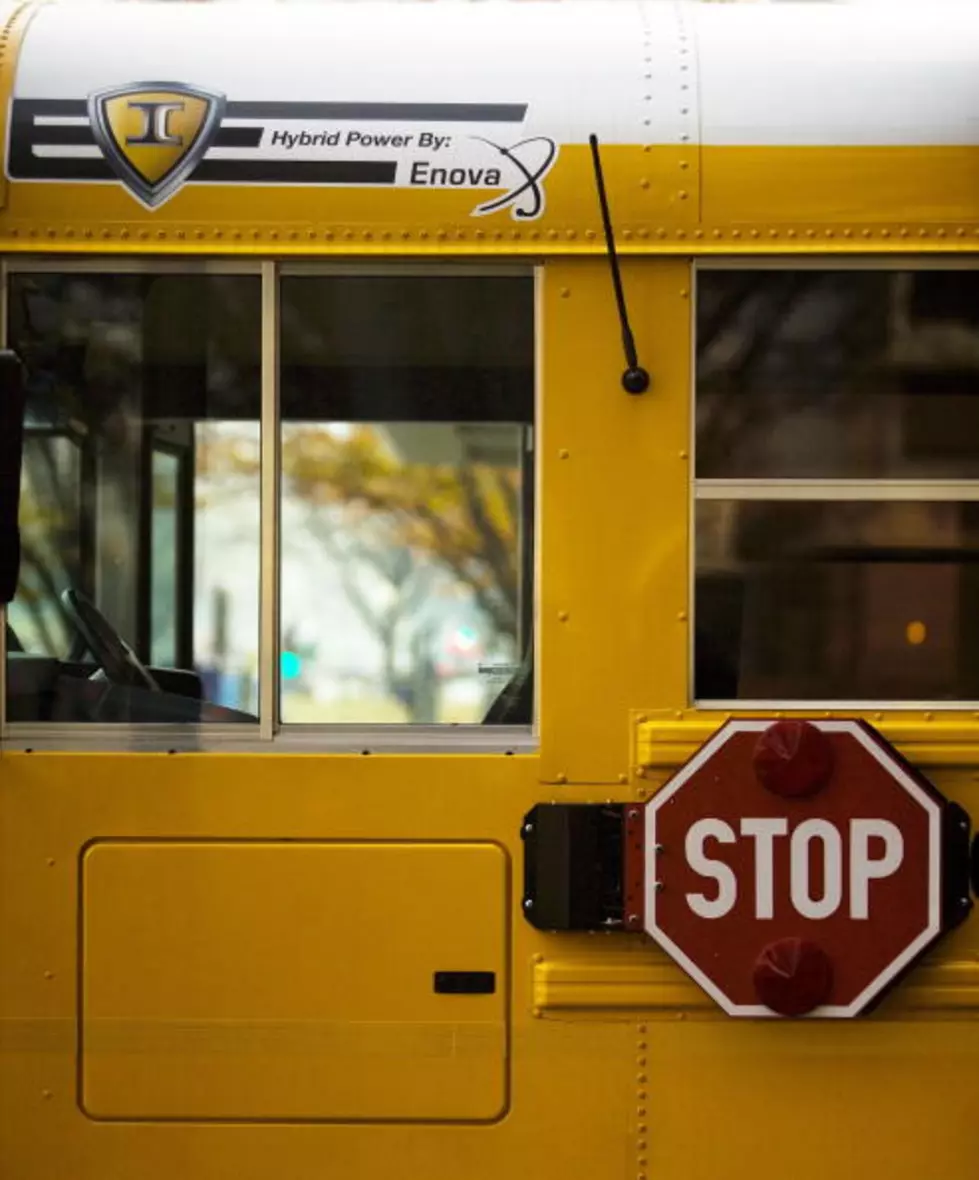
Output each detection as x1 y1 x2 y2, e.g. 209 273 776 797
87 81 225 209
73 80 557 217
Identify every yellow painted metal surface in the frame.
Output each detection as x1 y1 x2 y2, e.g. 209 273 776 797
7 142 979 256
81 840 507 1122
2 5 979 1175
0 754 639 1179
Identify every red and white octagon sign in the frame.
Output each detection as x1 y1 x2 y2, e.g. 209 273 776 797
644 719 944 1017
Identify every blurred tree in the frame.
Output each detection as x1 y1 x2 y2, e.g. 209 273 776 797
199 423 522 720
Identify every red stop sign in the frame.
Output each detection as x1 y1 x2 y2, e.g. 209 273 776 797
644 719 945 1017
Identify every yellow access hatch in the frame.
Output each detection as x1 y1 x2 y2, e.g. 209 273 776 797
81 840 508 1122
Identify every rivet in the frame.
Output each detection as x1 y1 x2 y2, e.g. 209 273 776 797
636 767 647 779
560 287 571 298
957 227 967 237
636 714 648 723
532 952 544 964
677 611 687 622
920 229 929 237
874 712 883 721
618 773 628 784
584 229 596 240
363 230 373 241
639 228 650 239
679 289 689 299
881 228 891 238
694 228 704 238
924 712 934 721
676 229 686 239
532 1007 542 1018
42 1090 53 1101
787 229 797 238
43 970 54 981
559 448 570 459
769 230 779 238
806 229 816 238
862 229 873 238
679 160 689 170
555 773 568 784
623 229 633 240
825 229 835 238
474 230 485 240
402 230 412 239
680 133 690 142
656 228 666 239
557 611 569 622
938 228 947 238
678 190 689 200
232 229 242 240
679 449 689 459
637 1074 647 1084
712 229 723 239
900 227 910 237
437 229 447 240
421 230 431 239
46 858 55 868
640 178 650 189
637 1058 647 1068
842 228 852 238
732 229 742 239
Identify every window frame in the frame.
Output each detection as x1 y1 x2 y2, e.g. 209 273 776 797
0 257 538 753
691 255 979 712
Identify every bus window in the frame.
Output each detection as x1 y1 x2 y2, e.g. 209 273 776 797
6 271 261 725
277 273 534 725
694 268 979 704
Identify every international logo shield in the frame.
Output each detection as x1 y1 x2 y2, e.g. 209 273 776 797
88 82 225 208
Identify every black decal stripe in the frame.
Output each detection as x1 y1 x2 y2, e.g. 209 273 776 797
192 159 395 184
13 98 526 124
215 127 263 148
14 98 87 118
30 125 94 145
9 153 396 185
25 125 263 149
226 101 526 122
11 155 114 181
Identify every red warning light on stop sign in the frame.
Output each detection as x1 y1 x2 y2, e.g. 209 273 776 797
644 720 943 1017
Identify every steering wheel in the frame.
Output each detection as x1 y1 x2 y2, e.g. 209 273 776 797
60 588 161 693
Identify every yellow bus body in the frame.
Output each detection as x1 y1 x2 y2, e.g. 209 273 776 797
2 2 979 1178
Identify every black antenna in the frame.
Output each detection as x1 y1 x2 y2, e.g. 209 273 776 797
589 134 650 395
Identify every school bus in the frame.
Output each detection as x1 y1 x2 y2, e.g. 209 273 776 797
2 1 979 1177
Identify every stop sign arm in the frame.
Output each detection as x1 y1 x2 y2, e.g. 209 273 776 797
521 719 978 1018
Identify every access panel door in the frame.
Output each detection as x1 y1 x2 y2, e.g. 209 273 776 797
81 840 508 1122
